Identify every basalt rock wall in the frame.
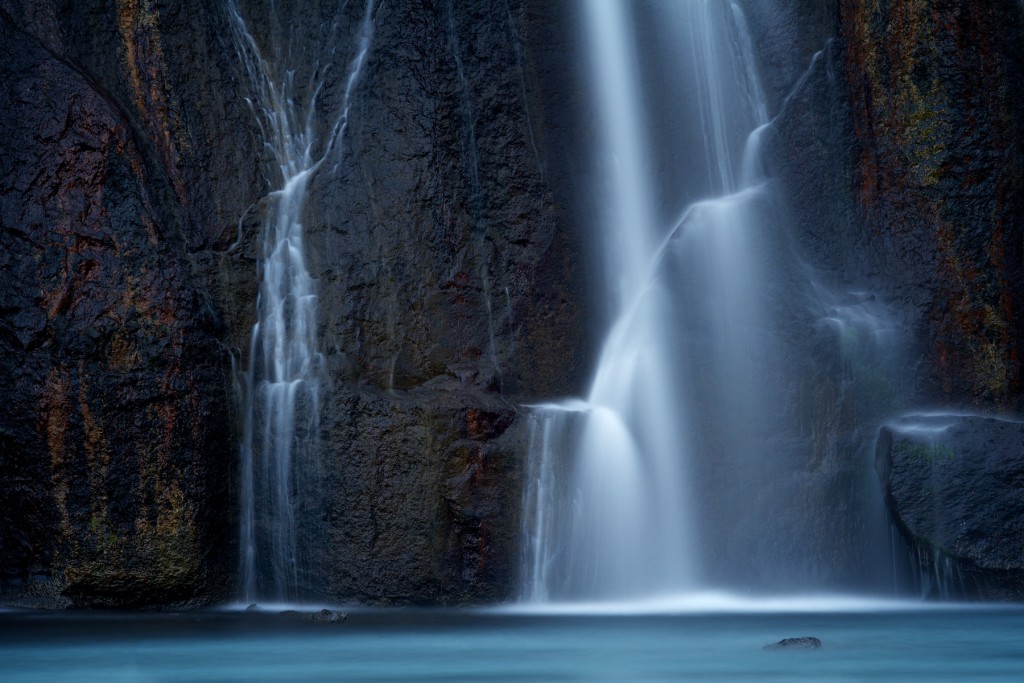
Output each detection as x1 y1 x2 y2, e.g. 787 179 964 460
839 0 1024 596
744 0 1024 595
5 0 1023 608
840 0 1024 410
0 0 590 607
294 0 590 604
0 0 254 607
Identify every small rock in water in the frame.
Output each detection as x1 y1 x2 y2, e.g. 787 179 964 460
245 603 260 612
308 608 347 624
763 637 821 651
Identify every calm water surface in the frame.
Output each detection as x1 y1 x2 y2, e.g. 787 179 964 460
1 604 1022 681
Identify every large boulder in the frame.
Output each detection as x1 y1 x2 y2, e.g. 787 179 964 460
876 415 1024 599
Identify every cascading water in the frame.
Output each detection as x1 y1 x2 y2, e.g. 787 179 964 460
230 0 375 604
521 0 894 603
521 0 697 602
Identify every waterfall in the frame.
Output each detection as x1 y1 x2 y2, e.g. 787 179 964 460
230 0 375 604
520 0 864 602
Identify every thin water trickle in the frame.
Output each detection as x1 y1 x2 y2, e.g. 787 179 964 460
229 0 376 603
448 1 504 389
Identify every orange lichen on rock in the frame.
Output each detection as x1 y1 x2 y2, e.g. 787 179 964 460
116 0 191 209
840 0 1022 407
42 367 73 544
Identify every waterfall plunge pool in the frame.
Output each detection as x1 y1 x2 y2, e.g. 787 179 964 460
2 603 1022 681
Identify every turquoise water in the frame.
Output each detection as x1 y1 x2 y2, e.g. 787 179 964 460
2 604 1023 681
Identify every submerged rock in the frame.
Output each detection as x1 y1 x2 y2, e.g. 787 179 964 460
877 416 1024 599
309 609 347 624
764 637 822 650
271 608 347 624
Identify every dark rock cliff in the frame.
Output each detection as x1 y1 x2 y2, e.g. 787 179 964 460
3 0 1023 607
840 0 1024 409
0 0 252 607
0 0 589 607
745 0 1024 597
295 0 590 604
840 0 1024 595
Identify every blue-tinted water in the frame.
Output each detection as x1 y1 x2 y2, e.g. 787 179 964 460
1 605 1022 681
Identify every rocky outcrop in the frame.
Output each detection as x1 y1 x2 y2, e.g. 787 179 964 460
877 416 1024 599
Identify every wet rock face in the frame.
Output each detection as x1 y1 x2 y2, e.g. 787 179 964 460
840 0 1024 409
735 1 1024 593
831 2 1024 594
0 2 244 607
287 0 589 603
877 417 1024 599
320 383 522 604
1 0 589 607
758 0 1024 413
306 0 588 400
704 3 899 591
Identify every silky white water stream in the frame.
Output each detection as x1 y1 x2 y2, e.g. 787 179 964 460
230 0 375 603
521 0 790 602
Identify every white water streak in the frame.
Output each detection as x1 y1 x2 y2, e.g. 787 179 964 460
230 0 375 603
521 0 774 602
